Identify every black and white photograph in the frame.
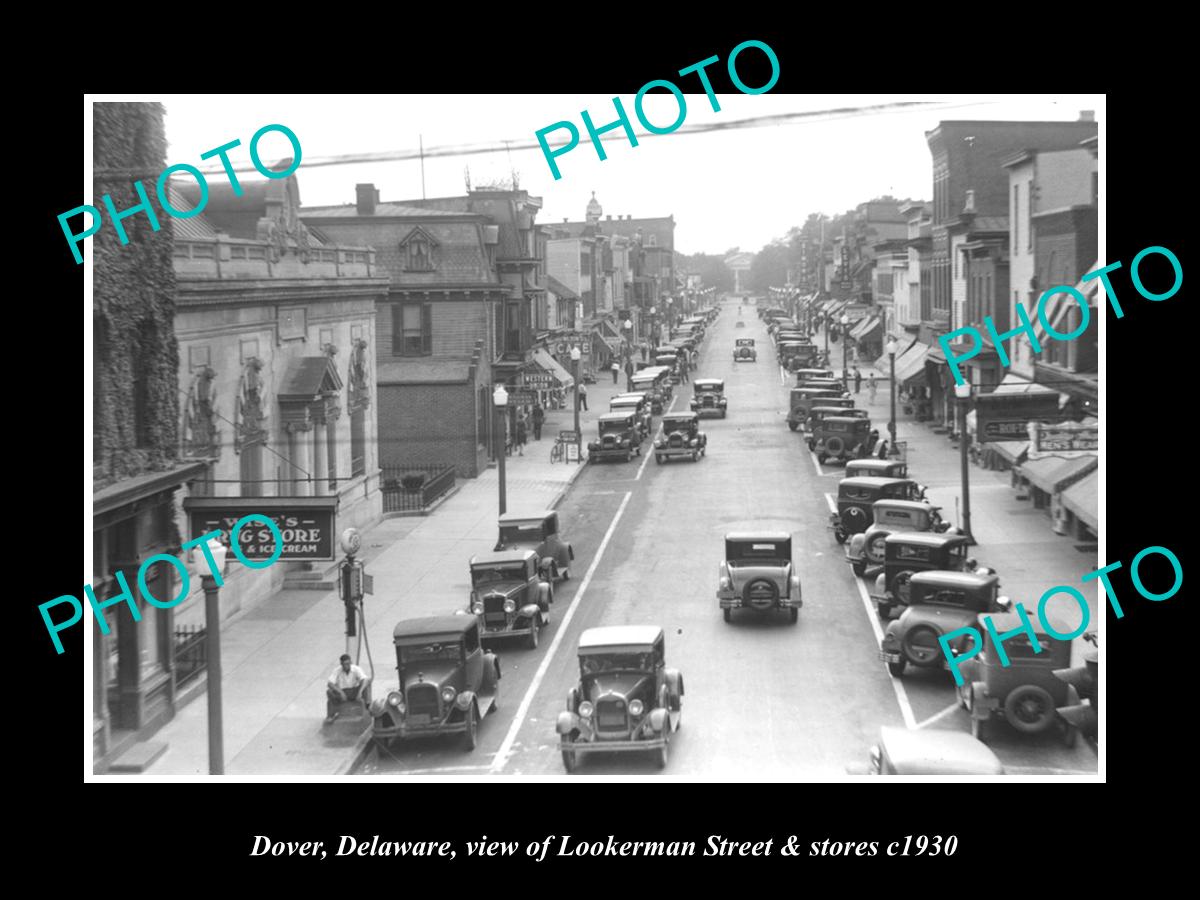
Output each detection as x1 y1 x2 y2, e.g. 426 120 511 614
78 89 1115 783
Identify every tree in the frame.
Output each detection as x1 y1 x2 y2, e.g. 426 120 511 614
678 251 734 293
748 242 789 293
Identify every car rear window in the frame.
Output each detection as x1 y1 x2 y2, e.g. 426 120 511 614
727 540 790 562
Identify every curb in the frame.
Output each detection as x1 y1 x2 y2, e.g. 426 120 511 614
548 457 590 510
333 724 375 776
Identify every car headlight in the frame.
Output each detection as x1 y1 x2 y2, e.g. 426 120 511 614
387 691 403 708
441 685 457 704
719 576 731 590
471 602 484 615
655 439 664 448
629 699 644 717
578 701 594 718
503 598 516 613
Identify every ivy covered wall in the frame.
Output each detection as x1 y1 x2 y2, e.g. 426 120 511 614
93 102 180 487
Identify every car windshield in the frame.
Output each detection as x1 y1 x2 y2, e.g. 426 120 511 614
694 384 722 394
600 420 630 435
398 641 462 665
472 565 526 585
727 540 790 564
580 652 653 674
663 419 693 432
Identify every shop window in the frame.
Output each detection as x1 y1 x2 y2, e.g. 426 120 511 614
393 303 432 356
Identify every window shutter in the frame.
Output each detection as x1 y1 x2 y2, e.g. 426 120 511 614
422 303 433 354
392 304 403 356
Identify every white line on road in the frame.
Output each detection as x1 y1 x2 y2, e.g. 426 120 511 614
914 701 962 730
824 491 917 729
490 490 634 772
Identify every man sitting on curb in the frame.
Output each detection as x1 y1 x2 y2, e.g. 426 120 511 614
326 653 371 723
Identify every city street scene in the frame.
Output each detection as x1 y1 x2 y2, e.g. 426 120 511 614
86 93 1101 779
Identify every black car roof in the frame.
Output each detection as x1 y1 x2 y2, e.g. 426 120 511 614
393 615 474 640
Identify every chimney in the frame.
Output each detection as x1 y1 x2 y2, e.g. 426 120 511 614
607 215 612 221
563 218 568 223
356 183 377 216
1079 110 1095 122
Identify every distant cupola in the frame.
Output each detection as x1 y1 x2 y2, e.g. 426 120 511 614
586 191 602 224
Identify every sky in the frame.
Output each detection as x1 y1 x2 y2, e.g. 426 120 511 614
144 93 1103 256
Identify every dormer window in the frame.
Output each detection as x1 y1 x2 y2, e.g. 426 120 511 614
400 227 438 272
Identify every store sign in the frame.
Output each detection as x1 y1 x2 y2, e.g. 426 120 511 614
506 387 540 405
974 392 1064 444
1027 422 1099 459
183 497 338 561
558 430 581 443
523 371 557 389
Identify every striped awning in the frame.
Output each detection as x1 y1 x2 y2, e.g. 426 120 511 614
1060 469 1098 530
1016 453 1097 494
850 316 881 341
893 341 930 384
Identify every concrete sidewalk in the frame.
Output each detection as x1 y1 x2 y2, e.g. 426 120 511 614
139 391 611 776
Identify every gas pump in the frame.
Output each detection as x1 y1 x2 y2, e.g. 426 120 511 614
328 527 376 723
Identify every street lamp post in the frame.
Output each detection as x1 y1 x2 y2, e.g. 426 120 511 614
191 538 228 775
841 313 850 392
955 381 976 545
493 384 508 514
886 337 898 455
823 308 830 365
571 346 581 458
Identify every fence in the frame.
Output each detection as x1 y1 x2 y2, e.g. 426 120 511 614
173 625 207 688
380 464 457 513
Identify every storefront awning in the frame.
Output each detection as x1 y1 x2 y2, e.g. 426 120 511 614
993 371 1061 396
874 336 916 372
850 316 881 342
893 341 930 384
1016 453 1097 494
532 348 575 389
991 440 1029 465
1060 469 1098 530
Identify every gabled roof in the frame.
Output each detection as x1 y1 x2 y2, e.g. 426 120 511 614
278 356 343 400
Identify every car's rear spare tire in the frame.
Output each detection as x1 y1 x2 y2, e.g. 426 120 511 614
1003 684 1056 734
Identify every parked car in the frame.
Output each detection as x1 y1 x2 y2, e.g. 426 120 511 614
814 417 877 465
829 476 926 544
879 571 1007 677
733 338 756 361
631 369 669 413
800 378 846 394
654 412 707 463
494 510 574 582
609 392 652 439
735 319 746 328
468 549 553 650
805 405 866 444
787 387 843 430
794 368 836 385
844 458 909 479
865 726 1005 775
655 353 681 382
588 412 644 462
845 499 950 576
716 532 803 624
869 532 995 618
690 378 727 418
952 612 1075 742
557 625 684 771
370 616 500 751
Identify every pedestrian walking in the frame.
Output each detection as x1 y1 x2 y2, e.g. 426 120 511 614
868 373 877 405
579 382 588 410
853 366 862 394
641 341 648 362
531 402 545 440
515 411 527 456
876 438 889 460
611 360 620 384
624 358 634 391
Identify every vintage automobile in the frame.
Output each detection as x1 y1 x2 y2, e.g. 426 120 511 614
777 341 811 368
878 571 1007 677
557 625 684 771
800 378 847 395
370 616 500 751
794 368 836 385
787 387 844 430
735 319 746 328
494 509 574 582
717 532 803 624
814 416 877 465
845 458 909 479
733 338 757 361
609 392 652 439
953 612 1075 742
869 532 996 618
654 412 707 463
1053 632 1098 748
864 726 1005 775
588 412 644 462
467 549 553 650
654 353 681 382
845 499 951 576
805 405 866 444
631 369 669 413
829 476 927 544
690 378 727 418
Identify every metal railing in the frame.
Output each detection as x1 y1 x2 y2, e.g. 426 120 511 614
380 464 457 512
173 625 208 688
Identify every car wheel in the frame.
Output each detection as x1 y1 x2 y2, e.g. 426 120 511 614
876 600 893 619
655 454 663 464
833 526 848 545
789 422 799 431
561 567 569 581
902 625 943 667
789 607 799 624
818 452 828 464
561 735 577 773
527 621 540 650
691 450 698 462
463 704 479 752
851 559 867 577
723 608 732 623
887 658 906 677
1003 684 1056 734
808 439 816 451
624 451 631 462
489 678 500 713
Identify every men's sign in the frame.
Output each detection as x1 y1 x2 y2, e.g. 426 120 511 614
1027 421 1099 459
973 392 1064 444
184 496 338 561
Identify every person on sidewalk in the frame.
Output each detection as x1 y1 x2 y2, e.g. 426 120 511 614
641 341 648 362
853 366 862 394
611 361 620 384
326 654 370 723
625 358 635 392
579 382 588 410
515 411 527 455
868 373 877 405
531 403 545 440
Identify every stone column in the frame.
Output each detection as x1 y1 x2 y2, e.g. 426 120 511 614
327 406 345 494
288 422 313 496
311 401 329 496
